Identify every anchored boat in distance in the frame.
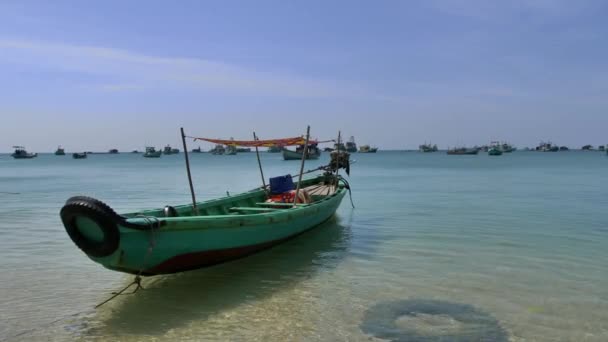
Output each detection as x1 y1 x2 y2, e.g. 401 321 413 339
11 146 37 159
283 143 321 160
447 147 478 155
210 144 226 155
536 141 559 152
419 143 438 152
359 145 378 153
267 144 283 153
163 145 180 155
346 136 358 153
143 147 162 158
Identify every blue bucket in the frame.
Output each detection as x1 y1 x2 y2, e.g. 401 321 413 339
269 175 295 194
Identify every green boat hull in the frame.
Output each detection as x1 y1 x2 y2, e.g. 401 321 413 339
282 148 320 160
143 151 162 158
488 148 503 156
61 175 347 276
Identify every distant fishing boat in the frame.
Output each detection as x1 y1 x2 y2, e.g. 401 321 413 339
283 143 321 160
59 129 351 276
500 142 516 153
487 141 502 156
55 146 66 156
359 145 378 153
163 145 179 155
598 145 605 152
267 144 283 153
143 147 162 158
488 142 503 156
536 141 559 152
191 146 202 153
226 144 237 155
236 147 252 153
447 147 478 155
419 143 438 152
346 136 357 153
323 147 334 152
11 146 37 159
488 148 502 156
72 152 87 159
108 149 119 154
334 142 346 152
210 144 225 155
582 145 594 151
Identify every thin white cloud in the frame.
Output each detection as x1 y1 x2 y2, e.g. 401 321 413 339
0 38 358 98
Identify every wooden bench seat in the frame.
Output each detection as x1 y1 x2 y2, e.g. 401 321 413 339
229 207 280 213
255 202 309 207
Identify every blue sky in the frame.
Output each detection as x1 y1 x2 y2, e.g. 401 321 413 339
1 0 607 151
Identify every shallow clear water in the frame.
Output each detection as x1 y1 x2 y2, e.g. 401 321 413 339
1 151 607 341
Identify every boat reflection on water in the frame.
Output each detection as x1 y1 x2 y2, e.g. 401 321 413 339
89 217 351 336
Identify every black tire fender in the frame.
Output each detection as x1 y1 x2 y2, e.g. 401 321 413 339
65 196 125 223
60 199 120 258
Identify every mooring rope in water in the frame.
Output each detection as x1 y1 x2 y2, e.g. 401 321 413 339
95 215 160 309
337 175 355 209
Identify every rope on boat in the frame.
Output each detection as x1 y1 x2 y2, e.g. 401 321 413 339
95 215 160 309
338 175 355 209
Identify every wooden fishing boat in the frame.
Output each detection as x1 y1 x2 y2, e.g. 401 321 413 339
143 147 162 158
55 146 66 155
359 145 378 153
536 141 559 152
283 144 321 160
447 147 478 155
60 175 347 275
267 144 283 153
210 144 225 155
346 136 357 153
488 147 502 156
488 142 503 156
60 129 351 276
11 146 37 159
419 143 438 152
72 152 87 159
226 145 237 155
163 145 179 154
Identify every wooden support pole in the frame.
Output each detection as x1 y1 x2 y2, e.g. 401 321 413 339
334 130 341 190
253 132 267 191
293 126 310 207
180 127 199 215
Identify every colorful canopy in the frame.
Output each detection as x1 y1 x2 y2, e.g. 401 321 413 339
190 136 310 147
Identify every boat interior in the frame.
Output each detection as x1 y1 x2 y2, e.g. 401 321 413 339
124 175 342 218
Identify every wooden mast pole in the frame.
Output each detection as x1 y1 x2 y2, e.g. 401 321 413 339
293 126 310 207
253 132 267 191
334 130 341 190
180 127 199 215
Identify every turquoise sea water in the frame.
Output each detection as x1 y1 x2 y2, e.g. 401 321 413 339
1 151 607 341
